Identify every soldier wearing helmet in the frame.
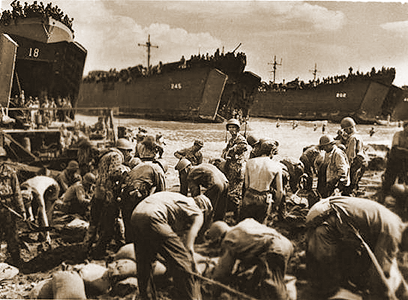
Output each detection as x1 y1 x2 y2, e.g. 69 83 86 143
338 117 367 196
135 134 163 162
382 120 408 199
205 219 293 300
55 160 82 196
119 159 167 243
174 140 204 195
317 135 350 198
222 119 248 220
131 191 213 300
83 140 130 258
116 138 135 167
57 172 96 217
0 146 27 266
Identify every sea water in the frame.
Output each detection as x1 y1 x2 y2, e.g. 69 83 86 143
77 115 399 187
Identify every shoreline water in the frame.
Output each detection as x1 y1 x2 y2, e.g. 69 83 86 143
76 115 397 192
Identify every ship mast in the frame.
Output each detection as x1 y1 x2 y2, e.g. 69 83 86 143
268 56 282 83
138 34 158 75
309 63 320 82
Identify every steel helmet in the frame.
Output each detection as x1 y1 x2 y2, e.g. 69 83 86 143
0 146 7 157
83 172 96 185
226 119 240 131
67 160 79 170
318 135 335 147
340 117 356 129
204 221 230 243
154 159 168 173
110 164 131 181
246 134 259 147
116 138 134 150
175 158 191 171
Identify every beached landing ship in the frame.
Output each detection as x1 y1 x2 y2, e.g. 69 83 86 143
250 65 404 123
0 1 90 173
77 42 261 122
0 1 87 105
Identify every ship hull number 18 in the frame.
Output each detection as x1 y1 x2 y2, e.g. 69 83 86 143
171 83 182 90
28 48 40 58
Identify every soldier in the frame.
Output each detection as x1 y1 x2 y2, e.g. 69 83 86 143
21 175 60 244
178 160 229 222
246 134 261 158
382 121 408 196
205 219 293 300
222 118 248 220
135 134 163 162
84 138 133 258
55 160 82 196
306 197 408 299
338 117 367 196
120 160 167 243
317 135 350 198
241 140 284 223
131 191 212 300
0 147 26 266
174 140 204 195
57 172 96 217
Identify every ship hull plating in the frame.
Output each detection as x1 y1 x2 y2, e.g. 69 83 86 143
251 77 402 123
77 67 228 122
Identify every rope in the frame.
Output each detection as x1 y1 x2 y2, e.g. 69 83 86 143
185 269 259 300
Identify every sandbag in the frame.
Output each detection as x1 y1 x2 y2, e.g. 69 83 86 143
52 271 87 300
112 243 136 261
77 263 111 295
110 277 138 297
0 263 19 281
284 275 297 300
66 218 89 231
29 278 53 299
107 259 137 283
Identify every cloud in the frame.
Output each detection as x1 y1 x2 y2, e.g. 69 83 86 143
41 0 221 73
381 20 408 37
153 1 346 32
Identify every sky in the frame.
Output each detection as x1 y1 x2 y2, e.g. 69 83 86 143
2 0 408 87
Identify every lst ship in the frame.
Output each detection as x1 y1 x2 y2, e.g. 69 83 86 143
0 1 89 171
250 66 404 123
77 41 261 122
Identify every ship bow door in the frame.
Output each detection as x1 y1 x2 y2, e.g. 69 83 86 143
0 34 18 107
199 69 228 121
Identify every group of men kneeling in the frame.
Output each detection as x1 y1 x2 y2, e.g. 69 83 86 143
2 117 408 300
